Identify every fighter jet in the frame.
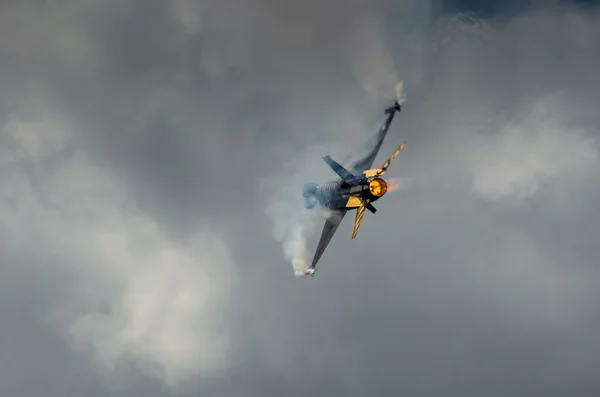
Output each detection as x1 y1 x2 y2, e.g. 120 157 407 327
299 98 406 278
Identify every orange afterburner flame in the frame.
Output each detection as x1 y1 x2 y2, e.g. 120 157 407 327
387 178 400 192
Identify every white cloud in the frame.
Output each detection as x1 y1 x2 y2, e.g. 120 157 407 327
0 111 234 389
1 115 70 161
469 97 598 204
173 0 203 34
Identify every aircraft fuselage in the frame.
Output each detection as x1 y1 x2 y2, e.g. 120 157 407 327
303 174 388 211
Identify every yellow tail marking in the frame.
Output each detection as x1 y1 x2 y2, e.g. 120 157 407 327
363 169 382 178
375 141 406 177
351 206 366 239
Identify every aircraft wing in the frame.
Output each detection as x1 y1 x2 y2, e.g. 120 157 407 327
310 209 347 269
349 128 388 173
349 103 400 174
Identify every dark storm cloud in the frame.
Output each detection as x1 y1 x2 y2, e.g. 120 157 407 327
2 0 600 397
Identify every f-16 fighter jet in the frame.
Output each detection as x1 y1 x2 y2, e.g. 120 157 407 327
299 89 406 278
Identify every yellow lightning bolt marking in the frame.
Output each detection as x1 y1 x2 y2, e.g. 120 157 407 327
351 206 366 239
374 141 406 177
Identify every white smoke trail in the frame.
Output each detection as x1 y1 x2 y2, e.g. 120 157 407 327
395 81 406 105
262 143 341 276
265 191 323 276
343 12 404 103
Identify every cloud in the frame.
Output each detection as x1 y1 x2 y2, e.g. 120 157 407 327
3 0 600 396
469 96 599 204
463 223 594 327
1 114 70 163
0 109 233 389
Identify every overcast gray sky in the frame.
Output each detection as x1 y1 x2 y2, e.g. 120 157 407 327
2 0 600 396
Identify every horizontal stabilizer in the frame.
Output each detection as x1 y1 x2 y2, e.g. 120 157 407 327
323 155 356 182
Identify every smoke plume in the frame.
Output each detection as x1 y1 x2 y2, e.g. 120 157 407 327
395 81 407 105
262 143 341 276
264 189 323 276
